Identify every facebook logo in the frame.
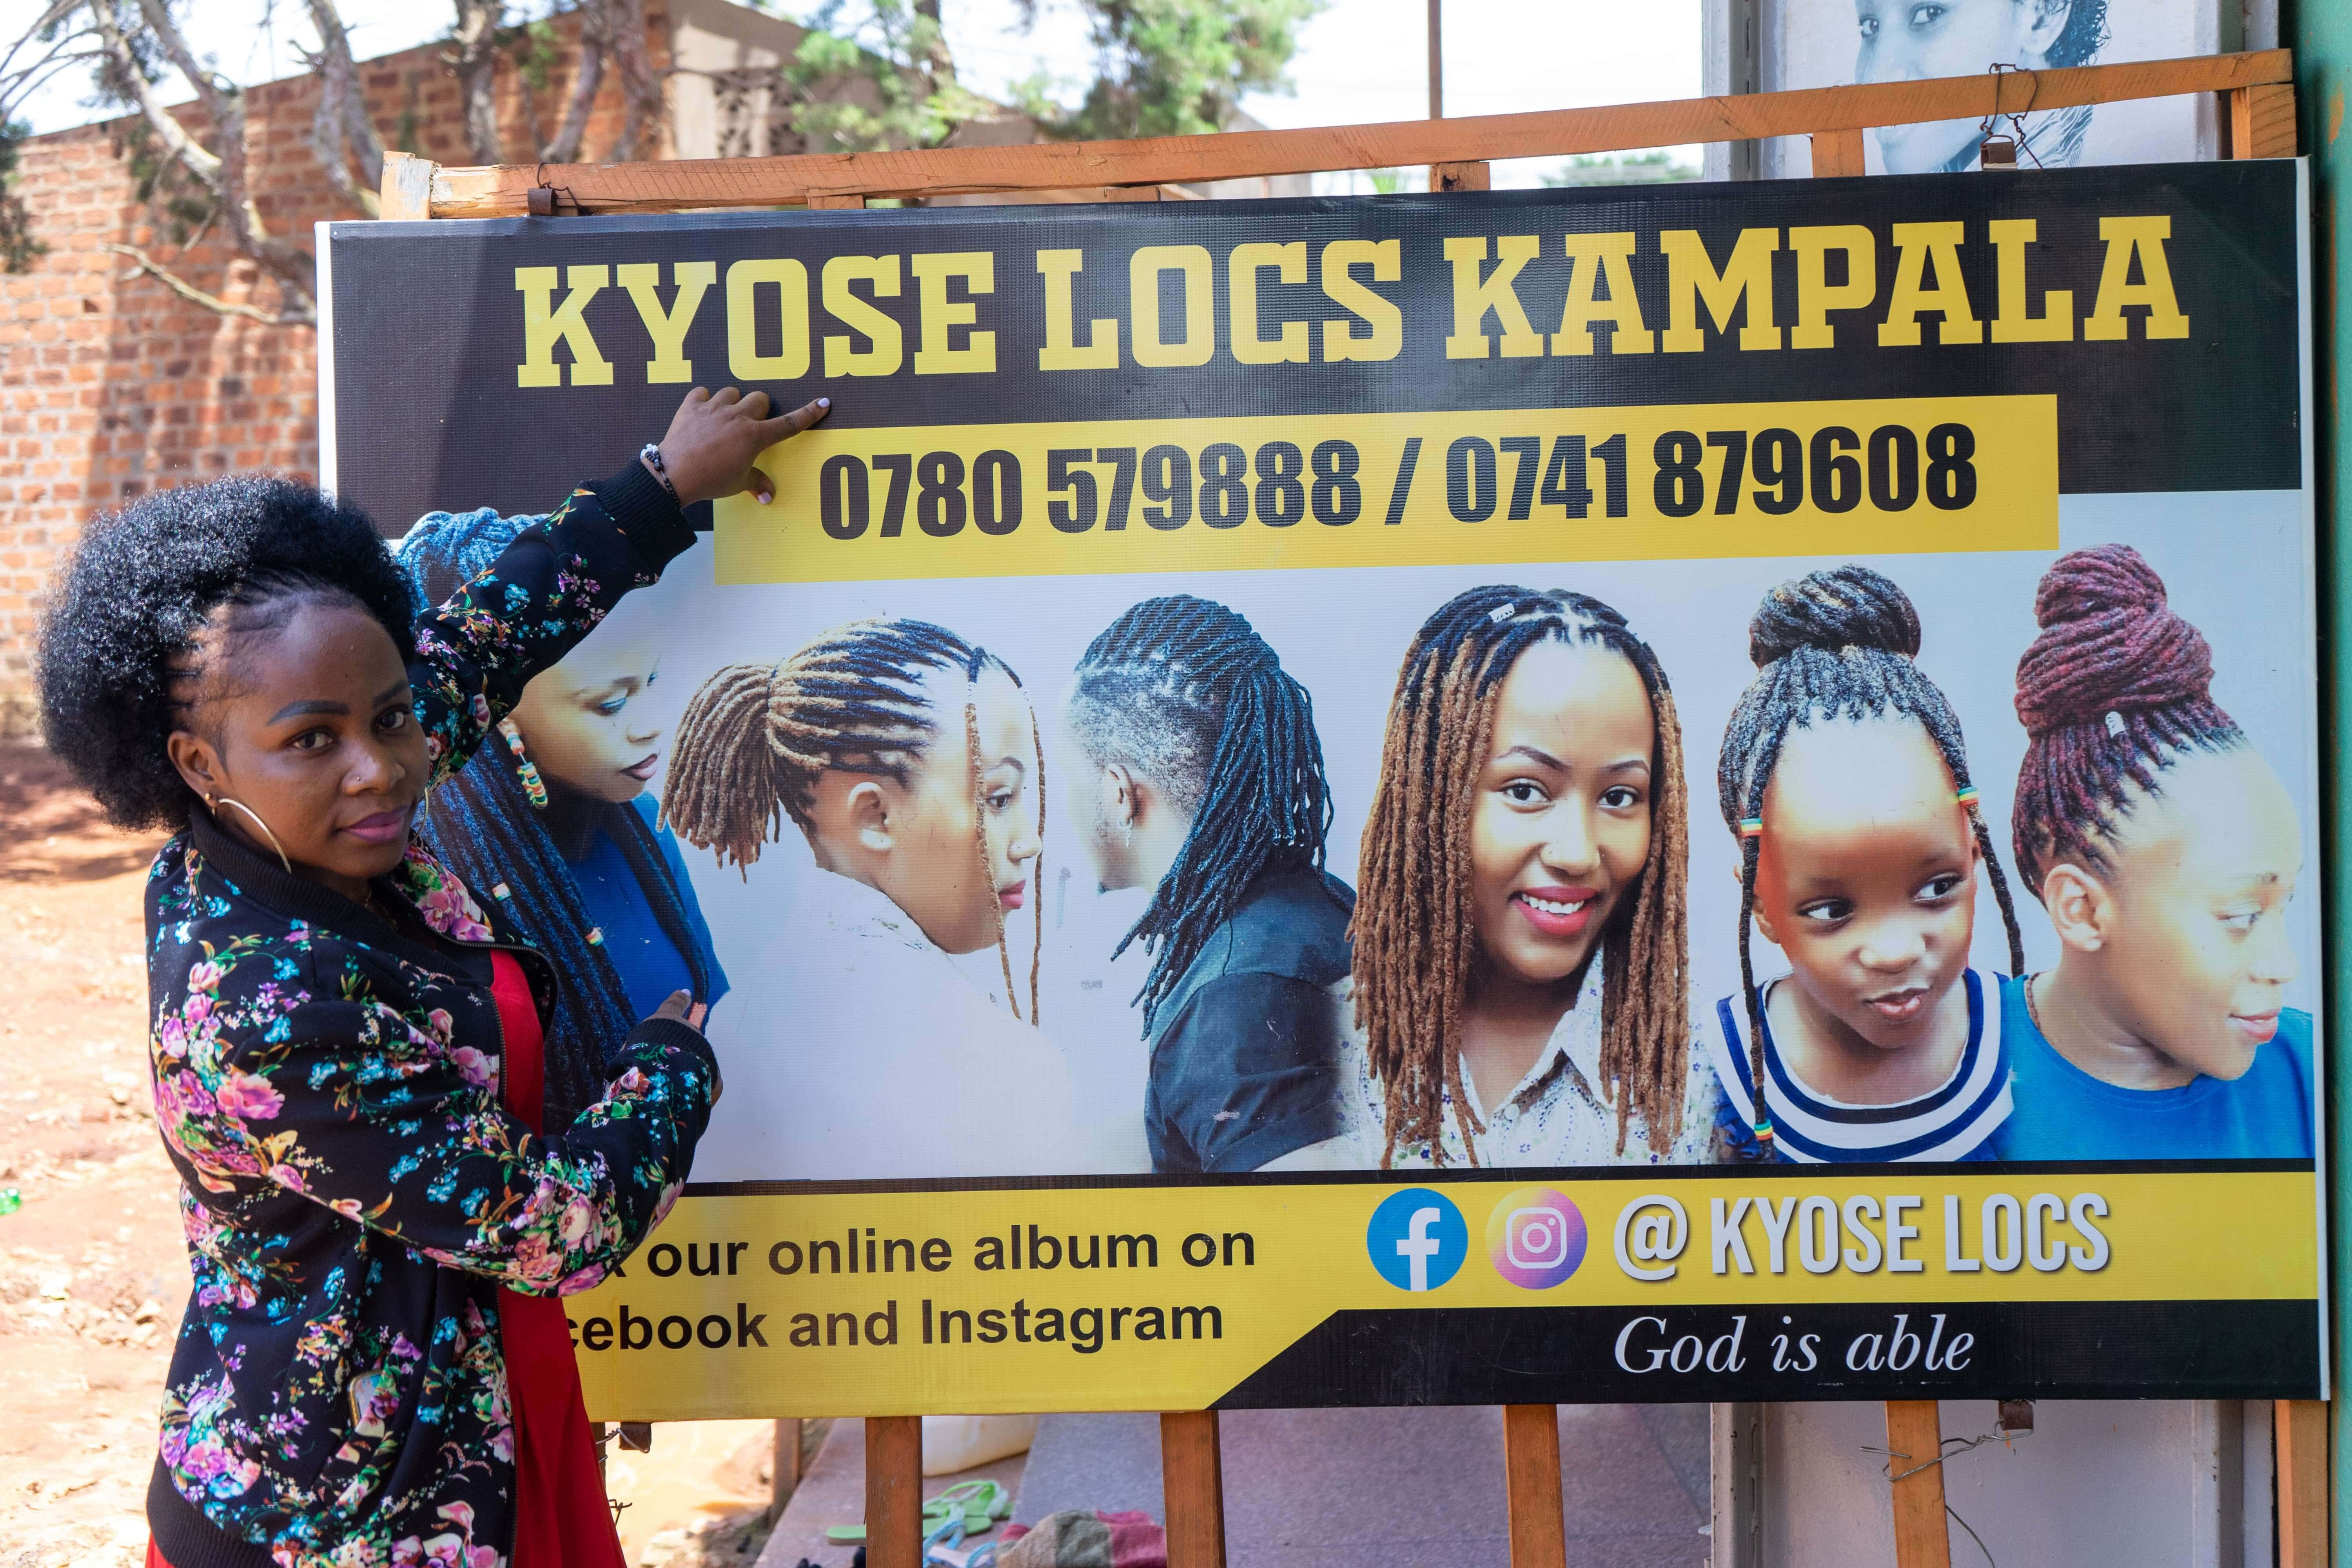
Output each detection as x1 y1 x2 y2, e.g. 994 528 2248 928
1365 1189 1467 1293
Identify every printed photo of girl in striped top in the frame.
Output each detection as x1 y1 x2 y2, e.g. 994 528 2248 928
1706 564 2027 1164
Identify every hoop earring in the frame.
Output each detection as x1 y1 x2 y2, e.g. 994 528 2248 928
497 717 548 809
207 793 293 874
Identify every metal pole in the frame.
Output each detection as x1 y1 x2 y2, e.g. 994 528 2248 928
1427 0 1443 119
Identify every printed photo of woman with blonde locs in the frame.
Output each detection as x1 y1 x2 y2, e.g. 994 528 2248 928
659 617 1107 1180
1993 544 2314 1160
1062 595 1354 1174
1279 586 1725 1170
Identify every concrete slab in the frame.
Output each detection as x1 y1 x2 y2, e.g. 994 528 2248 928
1015 1406 1711 1568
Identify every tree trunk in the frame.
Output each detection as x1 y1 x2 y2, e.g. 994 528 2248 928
450 0 505 165
543 0 608 163
602 0 663 162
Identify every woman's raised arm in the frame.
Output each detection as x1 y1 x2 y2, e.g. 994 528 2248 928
407 389 827 788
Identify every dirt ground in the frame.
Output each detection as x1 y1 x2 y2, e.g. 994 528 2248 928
0 744 782 1568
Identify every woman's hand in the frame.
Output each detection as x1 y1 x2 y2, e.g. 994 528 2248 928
648 388 830 507
651 989 709 1032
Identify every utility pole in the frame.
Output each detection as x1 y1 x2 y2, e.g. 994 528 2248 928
1426 0 1443 119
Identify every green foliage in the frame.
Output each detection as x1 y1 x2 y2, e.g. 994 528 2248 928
1540 149 1700 187
1018 0 1320 141
0 118 44 273
782 0 993 152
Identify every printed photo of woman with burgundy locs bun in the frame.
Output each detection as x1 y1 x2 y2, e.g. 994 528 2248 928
1994 544 2314 1160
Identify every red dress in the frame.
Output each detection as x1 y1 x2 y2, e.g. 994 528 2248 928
151 953 624 1568
489 950 630 1568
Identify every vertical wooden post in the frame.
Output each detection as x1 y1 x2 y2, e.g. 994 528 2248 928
2228 83 2299 158
1160 1411 1227 1568
1501 1405 1568 1568
1425 0 1443 121
865 1416 924 1568
768 1417 803 1528
1884 1401 1951 1568
380 151 437 220
2276 1399 2328 1568
1430 161 1492 193
1810 128 1866 178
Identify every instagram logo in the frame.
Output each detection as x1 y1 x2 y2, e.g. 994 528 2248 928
1486 1185 1588 1290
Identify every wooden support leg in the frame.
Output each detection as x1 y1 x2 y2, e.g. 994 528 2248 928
1884 1401 1951 1568
1810 128 1866 178
768 1417 803 1528
380 151 436 220
2276 1399 2328 1568
866 1416 924 1568
1160 1411 1227 1568
1430 160 1492 193
810 193 868 209
2228 83 2299 158
1502 1405 1568 1568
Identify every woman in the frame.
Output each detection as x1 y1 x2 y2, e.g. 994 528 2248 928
397 511 729 1133
1994 544 2313 1159
37 385 823 1567
662 616 1098 1181
1063 595 1354 1174
1857 0 2106 173
1286 586 1722 1169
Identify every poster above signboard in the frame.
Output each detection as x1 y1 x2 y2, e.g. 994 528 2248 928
322 159 2321 1416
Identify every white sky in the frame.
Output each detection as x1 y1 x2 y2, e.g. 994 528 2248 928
14 0 1701 189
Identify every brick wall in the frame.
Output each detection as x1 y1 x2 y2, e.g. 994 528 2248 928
0 16 657 735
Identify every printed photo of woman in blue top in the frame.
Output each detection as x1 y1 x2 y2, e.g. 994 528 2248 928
1708 565 2027 1164
1061 595 1354 1174
1994 544 2314 1160
396 510 728 1132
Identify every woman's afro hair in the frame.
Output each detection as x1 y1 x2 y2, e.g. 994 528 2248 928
37 475 414 832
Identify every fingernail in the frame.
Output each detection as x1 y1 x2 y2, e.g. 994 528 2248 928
818 397 830 407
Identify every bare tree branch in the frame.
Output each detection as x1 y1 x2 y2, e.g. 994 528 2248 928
0 0 99 126
541 0 606 163
102 240 313 325
86 2 222 183
89 1 314 310
304 0 382 201
449 0 504 164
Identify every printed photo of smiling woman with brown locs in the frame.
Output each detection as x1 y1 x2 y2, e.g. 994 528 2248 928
1707 564 2028 1165
661 617 1105 1180
1279 585 1723 1170
1992 545 2314 1160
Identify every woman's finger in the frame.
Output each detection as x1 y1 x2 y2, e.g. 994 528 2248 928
735 388 772 420
654 988 693 1020
746 464 774 505
757 397 831 440
711 386 742 406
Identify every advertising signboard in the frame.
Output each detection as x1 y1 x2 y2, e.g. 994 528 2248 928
322 158 2323 1417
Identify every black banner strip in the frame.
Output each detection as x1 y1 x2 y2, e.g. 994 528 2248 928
1212 1298 2323 1406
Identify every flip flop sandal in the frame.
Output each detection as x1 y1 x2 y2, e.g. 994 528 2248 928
933 1479 1012 1534
827 1495 963 1544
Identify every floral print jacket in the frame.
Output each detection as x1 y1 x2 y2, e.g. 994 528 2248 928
143 464 720 1568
